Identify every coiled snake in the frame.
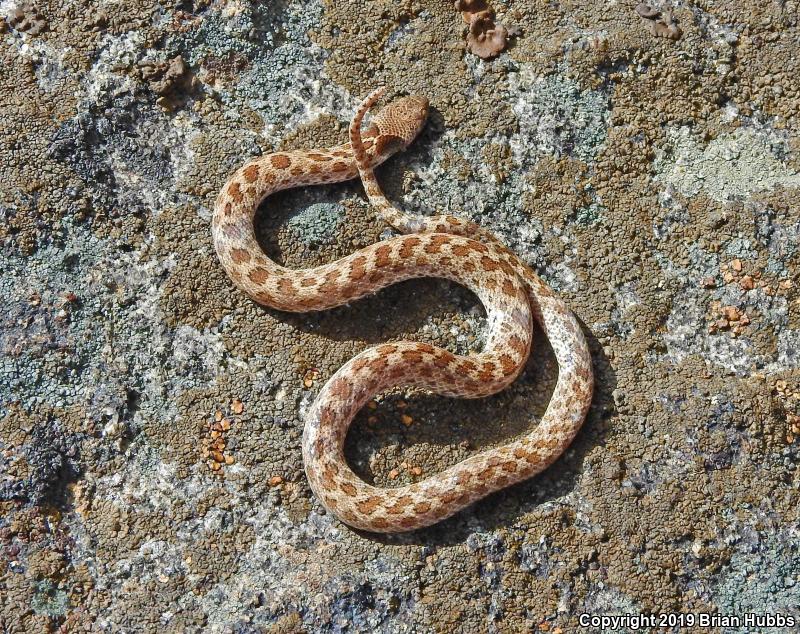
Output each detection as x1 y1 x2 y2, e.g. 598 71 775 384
212 89 592 532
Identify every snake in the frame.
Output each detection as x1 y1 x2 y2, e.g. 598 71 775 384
211 89 593 532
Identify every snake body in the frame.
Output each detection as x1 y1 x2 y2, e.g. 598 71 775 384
212 91 593 532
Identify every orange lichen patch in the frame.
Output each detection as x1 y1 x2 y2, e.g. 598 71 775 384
356 496 382 514
227 182 243 202
269 475 283 487
247 267 269 284
270 154 291 169
230 248 250 264
203 408 238 473
400 236 422 258
707 300 751 336
303 368 320 388
350 255 367 280
242 164 260 182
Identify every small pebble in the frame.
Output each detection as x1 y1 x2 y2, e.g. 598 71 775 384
722 306 740 321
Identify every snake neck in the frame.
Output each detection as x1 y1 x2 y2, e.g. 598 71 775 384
210 140 398 296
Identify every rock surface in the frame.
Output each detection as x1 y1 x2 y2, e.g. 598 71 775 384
1 0 799 631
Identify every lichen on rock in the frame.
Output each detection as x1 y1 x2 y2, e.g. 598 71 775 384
1 0 799 631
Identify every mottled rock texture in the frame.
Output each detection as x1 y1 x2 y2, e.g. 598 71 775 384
1 0 799 632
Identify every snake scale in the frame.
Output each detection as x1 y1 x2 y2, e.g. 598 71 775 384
212 89 593 532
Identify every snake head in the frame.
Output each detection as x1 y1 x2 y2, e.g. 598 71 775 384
369 94 430 154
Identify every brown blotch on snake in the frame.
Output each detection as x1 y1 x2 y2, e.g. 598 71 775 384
270 154 291 169
247 267 268 284
243 164 260 182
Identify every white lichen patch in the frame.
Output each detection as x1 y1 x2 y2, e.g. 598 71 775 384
509 69 610 164
654 125 800 202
